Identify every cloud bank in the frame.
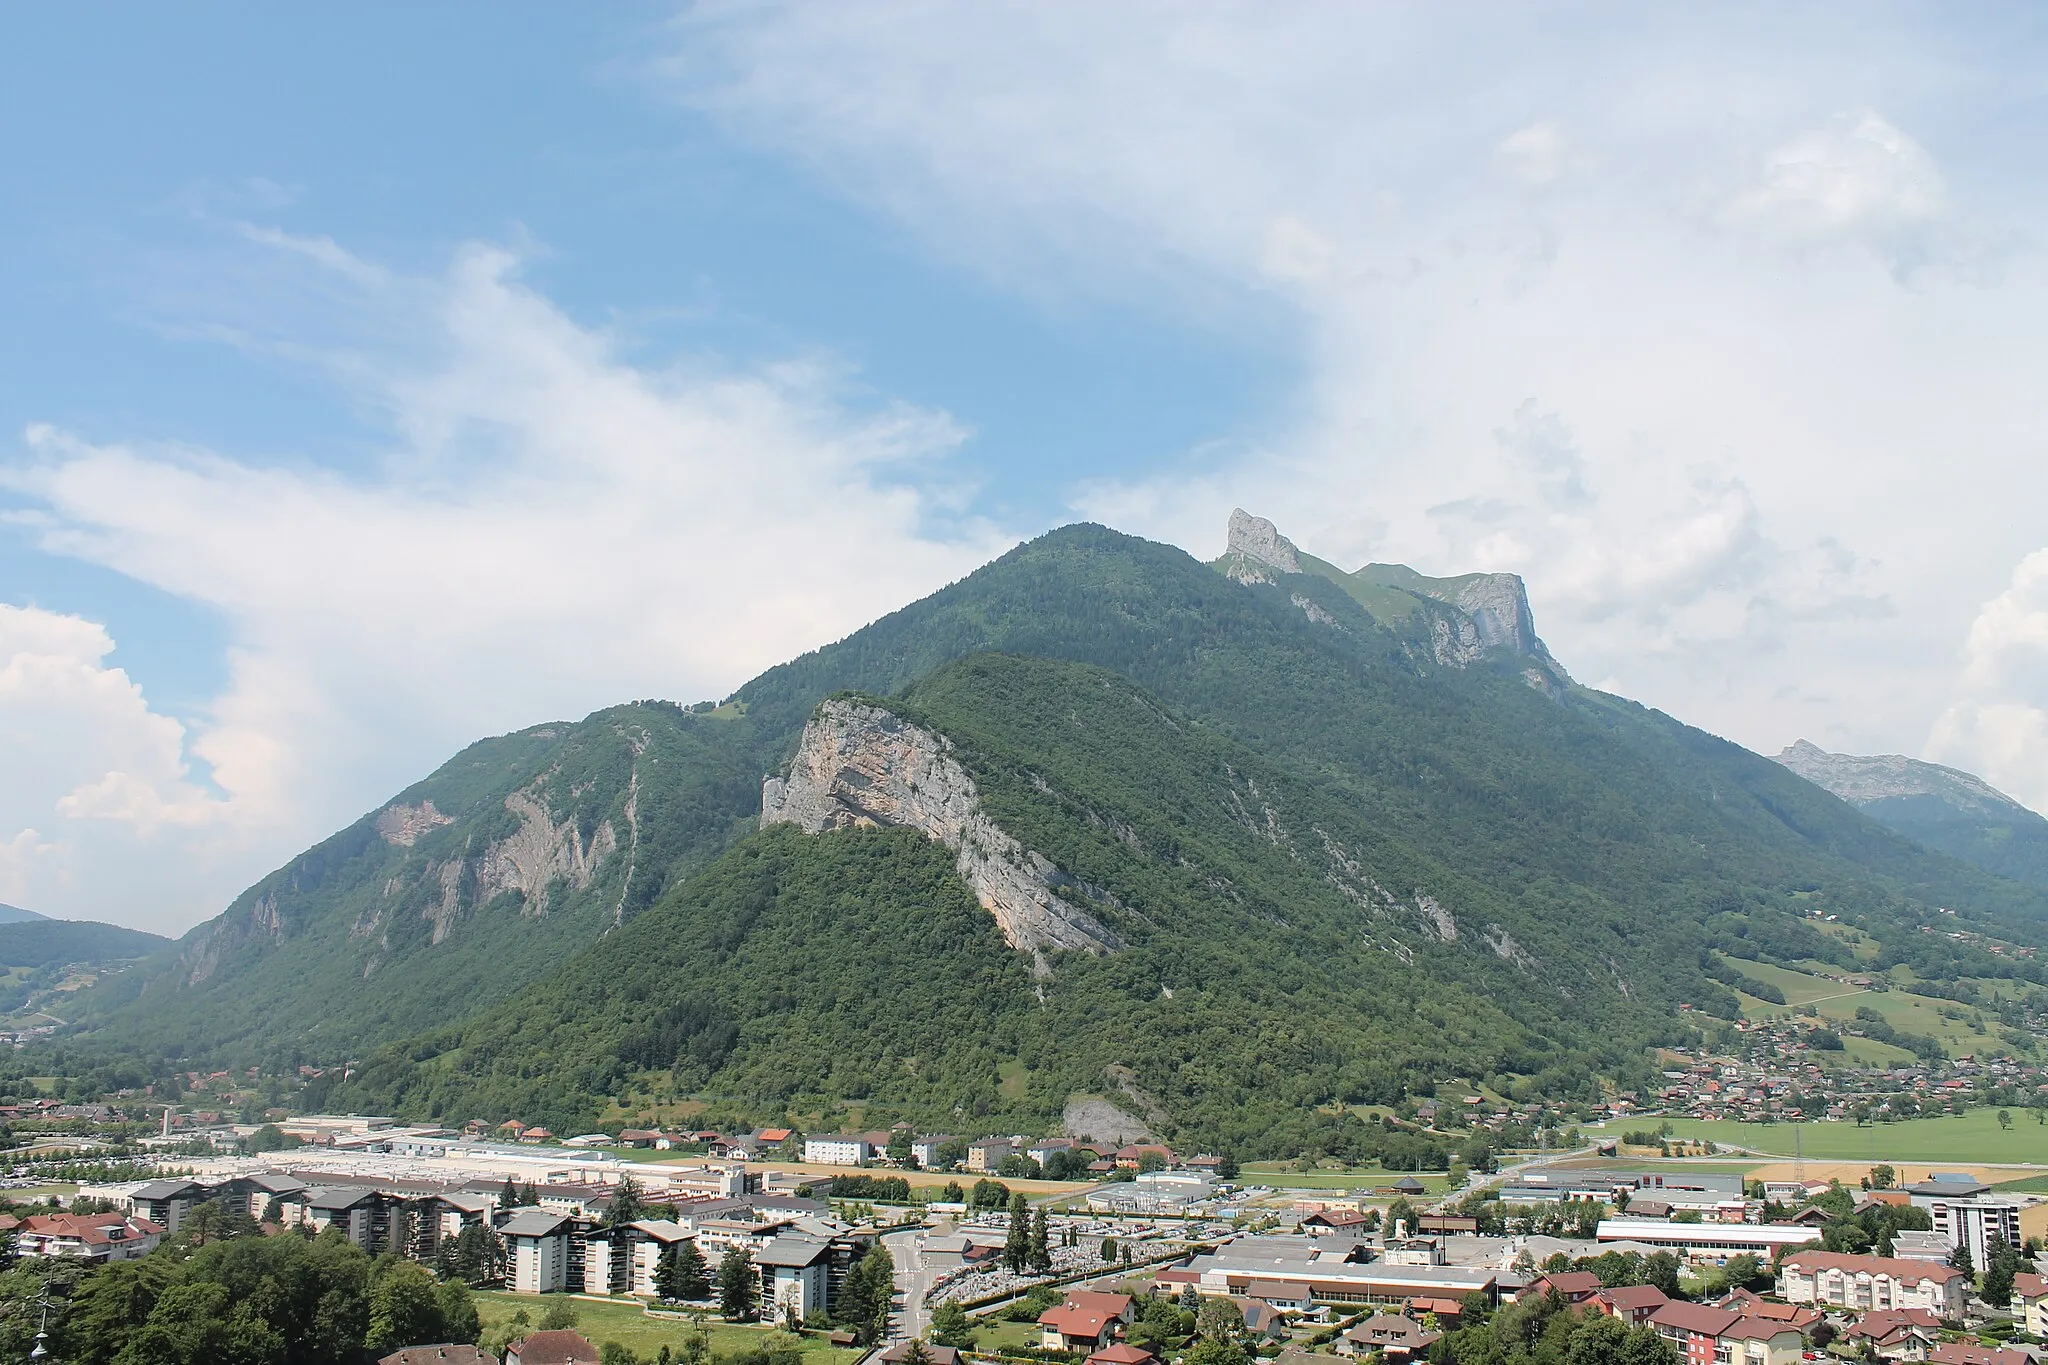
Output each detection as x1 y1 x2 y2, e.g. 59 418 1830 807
4 236 1008 932
669 1 2048 804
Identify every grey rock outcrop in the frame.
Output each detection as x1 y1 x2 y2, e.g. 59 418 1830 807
1447 574 1543 657
1220 508 1302 584
1773 739 2034 816
762 699 1122 963
374 801 453 846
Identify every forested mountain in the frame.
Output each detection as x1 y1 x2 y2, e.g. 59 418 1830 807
76 706 767 1060
82 517 2048 1146
0 904 46 926
1775 739 2048 892
0 919 167 1018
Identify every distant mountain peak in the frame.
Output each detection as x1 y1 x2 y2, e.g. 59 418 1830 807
1223 508 1301 580
1773 740 2037 819
1215 510 1565 683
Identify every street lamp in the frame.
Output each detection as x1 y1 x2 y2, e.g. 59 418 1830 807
28 1292 54 1360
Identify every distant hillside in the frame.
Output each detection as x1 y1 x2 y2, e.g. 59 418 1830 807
0 919 168 1019
1775 740 2048 892
301 519 2048 1147
75 705 766 1060
0 920 166 970
0 904 47 926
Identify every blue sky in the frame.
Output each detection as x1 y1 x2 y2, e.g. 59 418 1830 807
7 4 2048 932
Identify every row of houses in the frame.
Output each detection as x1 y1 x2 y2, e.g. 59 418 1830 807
69 1172 871 1314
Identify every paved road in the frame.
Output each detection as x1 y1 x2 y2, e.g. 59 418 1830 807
885 1224 938 1342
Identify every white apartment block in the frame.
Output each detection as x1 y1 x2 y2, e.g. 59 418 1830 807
1930 1200 2023 1276
1777 1251 1966 1317
802 1135 871 1166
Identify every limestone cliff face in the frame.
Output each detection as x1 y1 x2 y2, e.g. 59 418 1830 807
762 700 1122 963
1219 509 1302 584
1217 509 1569 689
1773 740 2035 816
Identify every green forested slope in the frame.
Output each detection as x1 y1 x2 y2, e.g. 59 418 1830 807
77 703 765 1062
81 522 2048 1087
1859 793 2048 892
331 645 2048 1149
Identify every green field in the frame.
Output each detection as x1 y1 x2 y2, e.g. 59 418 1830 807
1596 1109 2048 1165
1722 958 2005 1058
475 1293 862 1364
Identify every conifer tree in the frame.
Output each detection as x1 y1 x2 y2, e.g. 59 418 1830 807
717 1247 758 1321
1004 1192 1031 1273
1028 1205 1052 1273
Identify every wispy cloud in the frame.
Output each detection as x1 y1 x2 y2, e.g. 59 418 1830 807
662 2 2048 788
4 231 1011 931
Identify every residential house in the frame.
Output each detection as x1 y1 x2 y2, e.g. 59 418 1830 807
500 1210 574 1294
1716 1316 1808 1365
1302 1210 1372 1236
1776 1250 1967 1316
1712 1293 1819 1334
1647 1304 1804 1365
1590 1284 1669 1327
1519 1271 1603 1304
913 1136 961 1168
1338 1314 1441 1362
378 1348 495 1365
1926 1346 2032 1365
755 1236 835 1323
1040 1291 1136 1352
17 1213 162 1262
1649 1303 1741 1365
880 1346 961 1365
616 1129 666 1149
803 1135 871 1167
1029 1138 1078 1165
1840 1308 1945 1361
1405 1298 1466 1329
1233 1299 1291 1342
1113 1144 1176 1171
1088 1347 1158 1365
967 1138 1015 1173
506 1330 599 1365
754 1127 796 1152
2015 1273 2048 1339
1252 1282 1317 1314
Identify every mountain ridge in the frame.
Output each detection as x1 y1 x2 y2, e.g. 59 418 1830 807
74 518 2048 1130
1774 738 2048 893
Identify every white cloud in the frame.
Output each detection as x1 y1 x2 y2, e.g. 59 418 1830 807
1931 548 2048 810
1497 123 1581 188
665 3 2048 795
6 236 1011 932
1726 110 1944 239
0 603 237 920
